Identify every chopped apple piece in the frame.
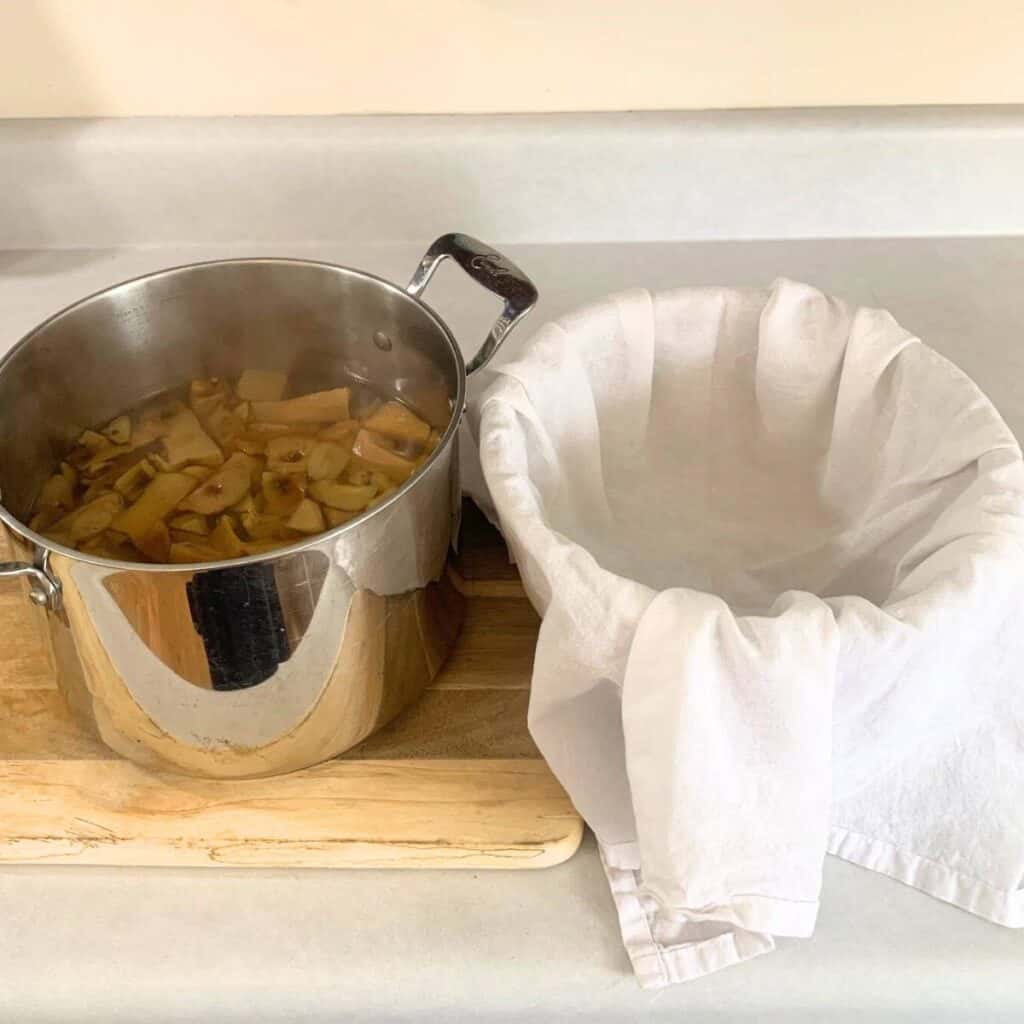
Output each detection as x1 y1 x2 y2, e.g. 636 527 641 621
169 512 210 536
177 452 256 514
231 492 256 515
308 480 377 512
262 472 305 515
237 369 288 402
101 415 132 446
189 377 228 418
344 467 373 486
307 441 350 482
29 506 63 532
168 541 224 564
112 473 198 544
79 530 143 561
203 403 246 448
251 387 350 424
37 473 74 509
363 401 431 446
67 492 124 543
241 510 285 540
351 429 415 483
135 519 171 562
78 429 110 453
234 401 250 422
81 444 134 478
242 538 290 556
160 410 224 470
181 464 215 482
317 419 359 444
113 458 157 498
132 399 188 447
59 461 78 488
245 421 313 438
246 454 266 488
81 479 118 505
209 515 245 558
265 434 315 475
230 433 267 456
286 498 324 534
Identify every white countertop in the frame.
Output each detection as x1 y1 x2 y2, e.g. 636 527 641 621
2 236 1024 1021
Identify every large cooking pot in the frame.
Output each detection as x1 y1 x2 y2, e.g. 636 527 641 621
0 234 536 778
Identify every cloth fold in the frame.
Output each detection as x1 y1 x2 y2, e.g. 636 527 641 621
473 279 1024 988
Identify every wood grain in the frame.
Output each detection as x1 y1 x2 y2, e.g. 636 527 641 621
0 501 581 869
0 759 583 869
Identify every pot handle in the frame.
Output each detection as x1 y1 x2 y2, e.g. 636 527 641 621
407 233 538 374
0 553 61 609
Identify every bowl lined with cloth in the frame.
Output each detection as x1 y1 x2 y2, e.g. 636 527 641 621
475 279 1024 987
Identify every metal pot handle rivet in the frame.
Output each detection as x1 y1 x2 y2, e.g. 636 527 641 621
407 233 538 374
0 551 61 610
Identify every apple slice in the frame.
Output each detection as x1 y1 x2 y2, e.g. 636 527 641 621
307 441 350 481
135 519 171 562
251 387 350 424
241 538 290 556
77 429 111 454
169 512 211 536
131 399 188 447
168 541 224 564
79 530 145 562
177 452 256 515
236 369 288 402
351 429 415 483
202 402 246 448
160 409 224 470
67 492 125 543
112 473 198 543
101 415 132 446
262 472 305 515
80 444 134 479
30 507 63 533
37 473 74 510
308 480 377 512
113 458 157 499
286 498 325 534
363 401 431 446
317 419 360 444
264 434 315 475
241 510 286 540
209 515 245 558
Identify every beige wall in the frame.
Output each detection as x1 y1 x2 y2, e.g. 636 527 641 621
3 1 1024 118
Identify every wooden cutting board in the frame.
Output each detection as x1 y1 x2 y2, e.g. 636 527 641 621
0 503 583 869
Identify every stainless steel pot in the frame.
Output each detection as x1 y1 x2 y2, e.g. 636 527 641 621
0 234 536 778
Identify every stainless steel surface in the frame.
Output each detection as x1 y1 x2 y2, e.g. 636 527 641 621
0 236 536 777
407 233 538 373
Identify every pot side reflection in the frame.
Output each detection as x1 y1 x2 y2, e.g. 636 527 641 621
11 438 464 779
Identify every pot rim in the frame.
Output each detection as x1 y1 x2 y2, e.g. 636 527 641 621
0 256 467 573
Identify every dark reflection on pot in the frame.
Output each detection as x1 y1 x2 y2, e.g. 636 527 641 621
186 563 291 691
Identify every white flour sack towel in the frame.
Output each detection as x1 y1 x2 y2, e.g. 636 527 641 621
473 279 1024 988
